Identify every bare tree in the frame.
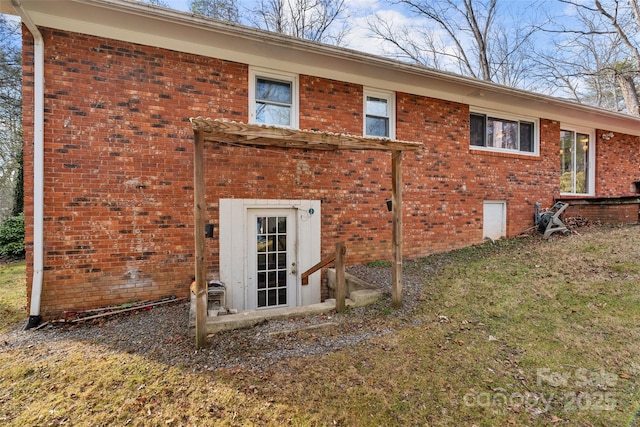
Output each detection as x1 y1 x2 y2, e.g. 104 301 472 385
367 0 539 87
0 15 22 220
551 0 640 116
250 0 349 45
189 0 241 23
531 5 625 110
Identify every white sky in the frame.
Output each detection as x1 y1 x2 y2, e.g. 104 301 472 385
159 0 566 57
160 0 405 55
1 0 574 94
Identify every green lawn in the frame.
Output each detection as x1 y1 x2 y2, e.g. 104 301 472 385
0 260 26 332
1 227 639 426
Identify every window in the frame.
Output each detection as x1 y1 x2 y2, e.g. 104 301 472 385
560 129 592 194
364 89 395 138
249 68 298 128
470 112 537 154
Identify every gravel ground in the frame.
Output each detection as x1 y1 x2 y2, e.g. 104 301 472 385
0 264 431 372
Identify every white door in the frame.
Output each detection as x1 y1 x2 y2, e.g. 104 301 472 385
247 209 298 310
483 201 506 240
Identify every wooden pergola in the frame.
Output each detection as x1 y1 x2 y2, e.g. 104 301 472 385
190 118 422 348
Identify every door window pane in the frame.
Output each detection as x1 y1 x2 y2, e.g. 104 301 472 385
268 289 277 306
576 133 589 194
255 215 289 308
278 287 287 305
257 272 266 289
560 130 590 194
258 290 266 307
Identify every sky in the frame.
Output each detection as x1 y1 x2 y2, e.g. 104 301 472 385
159 0 414 55
164 0 408 53
1 0 580 96
156 0 569 59
3 0 570 59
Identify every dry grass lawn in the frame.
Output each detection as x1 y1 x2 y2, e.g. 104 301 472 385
1 226 640 426
0 260 26 332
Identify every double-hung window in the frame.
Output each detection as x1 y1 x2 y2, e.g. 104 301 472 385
560 129 593 195
364 89 395 139
470 111 537 154
249 68 299 128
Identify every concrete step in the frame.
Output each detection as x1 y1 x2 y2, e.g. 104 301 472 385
326 268 381 294
189 270 383 335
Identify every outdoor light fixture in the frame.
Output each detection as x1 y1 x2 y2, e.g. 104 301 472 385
601 132 615 140
386 199 393 212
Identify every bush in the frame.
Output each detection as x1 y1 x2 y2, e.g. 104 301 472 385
0 213 25 259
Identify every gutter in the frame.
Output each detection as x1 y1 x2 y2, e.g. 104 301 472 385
11 0 44 329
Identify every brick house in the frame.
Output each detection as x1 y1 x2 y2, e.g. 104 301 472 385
3 0 640 324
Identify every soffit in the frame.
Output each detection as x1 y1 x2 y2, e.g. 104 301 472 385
4 0 640 136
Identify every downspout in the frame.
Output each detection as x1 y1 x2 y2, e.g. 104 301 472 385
12 0 44 329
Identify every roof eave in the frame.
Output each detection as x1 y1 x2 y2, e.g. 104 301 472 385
6 0 640 136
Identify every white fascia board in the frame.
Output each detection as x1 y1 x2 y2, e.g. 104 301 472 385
19 0 640 136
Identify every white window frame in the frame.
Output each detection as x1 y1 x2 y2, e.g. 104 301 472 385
249 67 299 129
559 125 596 196
363 88 395 139
469 108 539 156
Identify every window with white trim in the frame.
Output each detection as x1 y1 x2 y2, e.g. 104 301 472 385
249 68 299 128
470 111 537 154
364 89 395 138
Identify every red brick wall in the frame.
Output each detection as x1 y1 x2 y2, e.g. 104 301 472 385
24 28 251 317
20 27 639 318
397 94 559 256
563 204 639 223
595 130 640 196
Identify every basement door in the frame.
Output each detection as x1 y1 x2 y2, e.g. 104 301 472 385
483 201 506 240
247 209 298 310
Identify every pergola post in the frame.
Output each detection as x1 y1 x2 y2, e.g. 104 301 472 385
193 130 208 348
391 151 403 308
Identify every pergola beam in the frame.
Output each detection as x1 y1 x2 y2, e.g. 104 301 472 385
190 118 422 152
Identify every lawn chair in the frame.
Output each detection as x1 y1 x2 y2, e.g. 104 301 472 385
534 201 569 239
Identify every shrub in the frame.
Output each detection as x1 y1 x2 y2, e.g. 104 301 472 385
0 213 25 259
